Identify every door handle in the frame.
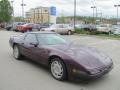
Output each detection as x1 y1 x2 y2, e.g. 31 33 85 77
29 43 38 47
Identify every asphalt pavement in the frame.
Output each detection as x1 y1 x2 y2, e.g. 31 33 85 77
0 30 120 90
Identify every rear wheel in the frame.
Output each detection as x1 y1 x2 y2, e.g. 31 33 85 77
68 30 72 35
21 31 25 33
28 28 32 32
15 29 18 32
13 45 22 60
51 30 55 32
50 58 67 81
108 31 112 35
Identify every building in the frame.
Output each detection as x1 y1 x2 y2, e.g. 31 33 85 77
25 6 56 24
25 11 31 22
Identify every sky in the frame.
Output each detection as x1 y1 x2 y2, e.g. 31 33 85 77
9 0 120 18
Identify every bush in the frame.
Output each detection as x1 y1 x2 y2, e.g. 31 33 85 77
75 28 96 35
75 28 110 35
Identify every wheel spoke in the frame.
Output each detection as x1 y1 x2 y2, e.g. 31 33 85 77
51 60 64 79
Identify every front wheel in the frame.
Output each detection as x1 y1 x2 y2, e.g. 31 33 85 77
13 45 22 60
50 58 67 81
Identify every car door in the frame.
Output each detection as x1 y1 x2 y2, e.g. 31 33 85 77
55 24 64 34
62 24 69 34
21 33 39 59
21 33 48 64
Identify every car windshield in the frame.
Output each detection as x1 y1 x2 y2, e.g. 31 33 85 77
50 25 56 28
37 34 67 45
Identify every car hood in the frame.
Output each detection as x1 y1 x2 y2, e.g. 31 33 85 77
53 44 112 70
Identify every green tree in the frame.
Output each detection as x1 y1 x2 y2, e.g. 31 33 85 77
14 16 23 22
0 0 12 23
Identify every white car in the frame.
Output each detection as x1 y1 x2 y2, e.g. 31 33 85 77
96 24 112 33
42 24 74 35
112 25 120 34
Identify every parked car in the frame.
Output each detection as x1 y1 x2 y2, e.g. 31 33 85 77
39 23 51 30
75 24 97 31
75 24 86 30
32 24 49 31
5 24 12 31
5 22 26 31
83 24 97 31
12 22 26 31
42 24 74 35
17 23 34 32
0 23 5 28
112 25 120 34
9 32 113 81
31 24 41 31
96 24 112 33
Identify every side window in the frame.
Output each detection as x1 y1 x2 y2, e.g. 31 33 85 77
59 25 63 28
24 34 37 43
63 25 68 28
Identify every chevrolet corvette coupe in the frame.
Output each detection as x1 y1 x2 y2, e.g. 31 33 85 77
9 32 113 81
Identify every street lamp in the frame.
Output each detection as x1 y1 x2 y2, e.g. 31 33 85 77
74 0 76 30
21 0 26 21
97 12 103 23
114 4 120 23
91 6 97 24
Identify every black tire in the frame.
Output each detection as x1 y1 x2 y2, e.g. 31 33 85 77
6 27 11 31
50 58 67 81
68 30 72 35
108 31 112 35
21 31 25 33
13 45 22 60
29 29 32 32
51 30 55 32
14 29 17 32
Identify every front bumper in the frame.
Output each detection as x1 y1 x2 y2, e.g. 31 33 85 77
68 64 113 81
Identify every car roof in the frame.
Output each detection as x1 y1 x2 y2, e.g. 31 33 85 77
26 31 57 34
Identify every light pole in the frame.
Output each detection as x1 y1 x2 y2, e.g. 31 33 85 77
21 0 26 21
91 6 96 24
11 1 14 27
97 12 103 24
74 0 76 30
114 4 120 23
100 12 102 23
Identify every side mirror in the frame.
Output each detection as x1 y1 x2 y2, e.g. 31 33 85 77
29 42 38 47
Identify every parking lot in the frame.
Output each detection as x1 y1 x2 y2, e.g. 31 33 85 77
0 30 120 90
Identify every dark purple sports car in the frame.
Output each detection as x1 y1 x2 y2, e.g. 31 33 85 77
9 32 113 81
